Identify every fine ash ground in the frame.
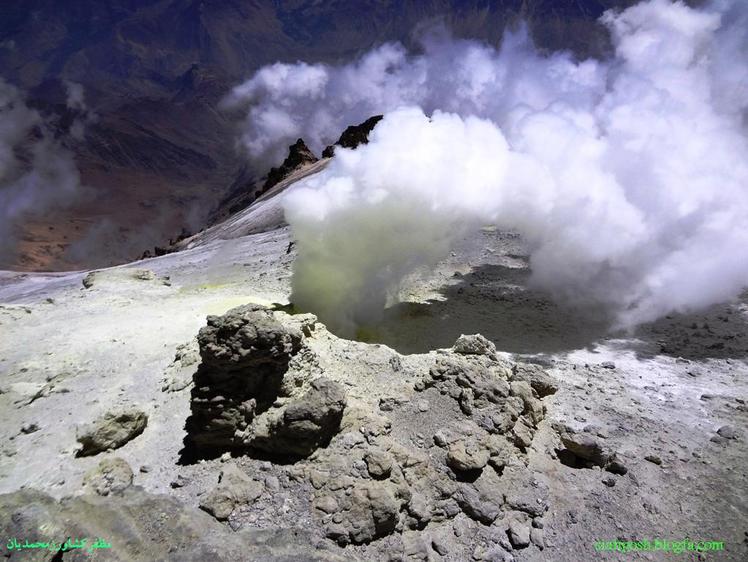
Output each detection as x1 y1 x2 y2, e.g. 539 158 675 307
0 181 746 561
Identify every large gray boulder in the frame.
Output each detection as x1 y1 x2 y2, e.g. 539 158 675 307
76 408 148 457
185 305 302 454
452 334 497 358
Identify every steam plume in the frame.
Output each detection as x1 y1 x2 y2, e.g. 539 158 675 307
64 80 97 140
232 0 748 334
0 79 85 266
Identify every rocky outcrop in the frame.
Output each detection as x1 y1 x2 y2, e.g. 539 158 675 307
76 408 148 457
452 333 498 358
423 353 546 452
185 304 302 453
263 138 318 192
81 269 171 289
322 115 383 158
447 438 490 472
181 312 557 555
184 305 346 460
294 334 554 551
324 480 403 545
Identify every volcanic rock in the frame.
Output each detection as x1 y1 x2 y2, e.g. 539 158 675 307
406 492 432 527
184 304 302 454
644 454 662 465
379 395 409 411
508 518 531 548
263 138 318 191
82 271 98 288
171 474 190 488
286 335 557 550
321 115 383 158
558 428 628 474
452 333 497 357
447 439 490 473
250 377 347 458
132 268 156 281
324 481 401 545
456 468 503 524
365 449 393 478
20 422 39 434
717 425 738 439
197 304 301 372
511 362 559 398
199 464 263 521
558 430 613 467
76 408 148 456
81 268 169 289
502 466 550 517
264 475 281 492
530 527 545 549
424 351 544 443
83 457 134 496
401 531 432 561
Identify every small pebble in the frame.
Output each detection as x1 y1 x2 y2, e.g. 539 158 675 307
644 455 662 465
20 423 39 434
717 425 738 439
265 475 280 492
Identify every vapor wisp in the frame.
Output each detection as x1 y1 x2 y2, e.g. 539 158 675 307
0 79 87 266
233 0 748 335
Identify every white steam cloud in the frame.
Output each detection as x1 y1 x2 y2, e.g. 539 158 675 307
0 79 84 266
64 80 97 141
232 0 748 334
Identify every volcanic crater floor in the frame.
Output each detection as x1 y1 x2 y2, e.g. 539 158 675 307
0 225 746 561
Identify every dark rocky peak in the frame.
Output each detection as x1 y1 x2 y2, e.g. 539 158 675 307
322 114 383 158
263 138 318 191
209 117 383 224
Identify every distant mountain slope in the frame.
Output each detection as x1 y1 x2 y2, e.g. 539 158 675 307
0 0 666 271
